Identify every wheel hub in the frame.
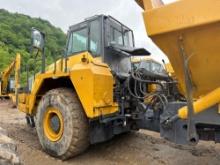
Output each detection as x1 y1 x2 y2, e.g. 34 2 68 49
43 107 64 142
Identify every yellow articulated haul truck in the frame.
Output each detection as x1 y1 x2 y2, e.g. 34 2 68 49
137 0 220 145
8 0 220 160
15 15 183 159
14 0 220 159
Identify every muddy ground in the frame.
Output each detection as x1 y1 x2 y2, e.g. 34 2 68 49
0 100 220 165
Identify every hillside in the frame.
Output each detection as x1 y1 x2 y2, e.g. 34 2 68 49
0 9 66 79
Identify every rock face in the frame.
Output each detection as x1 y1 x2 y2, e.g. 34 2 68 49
0 127 21 165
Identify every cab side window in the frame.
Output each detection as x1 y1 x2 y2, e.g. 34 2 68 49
67 28 88 55
90 20 101 56
110 27 123 45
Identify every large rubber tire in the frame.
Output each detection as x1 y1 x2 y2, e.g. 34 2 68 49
36 88 89 160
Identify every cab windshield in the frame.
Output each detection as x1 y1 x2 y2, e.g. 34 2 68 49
67 19 101 57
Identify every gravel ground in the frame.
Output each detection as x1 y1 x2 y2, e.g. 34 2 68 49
0 100 220 165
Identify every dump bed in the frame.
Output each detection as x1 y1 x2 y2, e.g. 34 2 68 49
139 0 220 97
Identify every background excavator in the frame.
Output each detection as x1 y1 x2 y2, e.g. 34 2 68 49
0 53 20 107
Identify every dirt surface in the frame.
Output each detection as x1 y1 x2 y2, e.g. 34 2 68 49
1 100 220 165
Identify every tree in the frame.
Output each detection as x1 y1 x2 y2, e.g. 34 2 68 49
0 9 66 87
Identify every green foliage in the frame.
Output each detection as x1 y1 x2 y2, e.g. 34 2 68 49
0 9 66 86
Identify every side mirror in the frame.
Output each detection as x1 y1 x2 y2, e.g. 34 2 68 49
31 28 45 51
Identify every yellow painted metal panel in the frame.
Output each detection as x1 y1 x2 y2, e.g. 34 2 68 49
23 51 118 119
143 0 220 36
28 72 69 114
178 88 220 119
70 53 118 118
141 0 220 98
